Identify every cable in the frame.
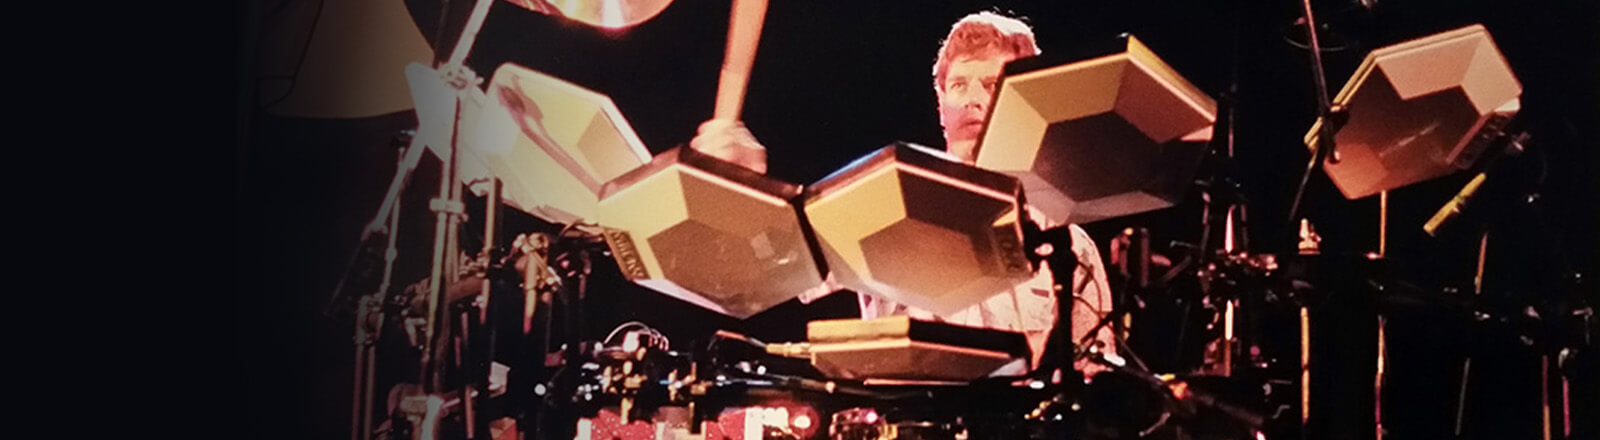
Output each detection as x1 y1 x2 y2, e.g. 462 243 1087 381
258 0 327 109
604 321 670 350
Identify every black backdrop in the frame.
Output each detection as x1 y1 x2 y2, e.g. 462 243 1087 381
238 1 1598 438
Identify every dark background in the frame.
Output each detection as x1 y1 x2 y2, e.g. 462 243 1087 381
238 0 1598 439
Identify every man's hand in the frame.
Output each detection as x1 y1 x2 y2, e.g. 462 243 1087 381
690 119 768 174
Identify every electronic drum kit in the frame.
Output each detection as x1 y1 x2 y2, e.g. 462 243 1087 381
326 1 1588 439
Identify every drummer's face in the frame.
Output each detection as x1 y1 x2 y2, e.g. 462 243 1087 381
939 53 1009 163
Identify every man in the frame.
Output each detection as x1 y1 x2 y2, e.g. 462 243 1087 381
691 11 1116 375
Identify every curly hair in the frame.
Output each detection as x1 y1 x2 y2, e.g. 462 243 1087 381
931 11 1041 94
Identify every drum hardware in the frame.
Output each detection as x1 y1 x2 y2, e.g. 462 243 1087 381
524 227 625 440
968 33 1227 393
694 330 1088 439
1294 23 1523 220
333 196 619 440
596 145 825 319
1079 345 1270 439
1410 133 1592 440
326 90 468 438
690 200 1084 382
332 134 483 440
1283 0 1344 226
975 34 1217 225
384 385 486 440
513 231 560 406
794 317 1032 382
345 157 409 440
829 407 967 440
804 143 1034 317
1107 225 1388 440
335 1 677 430
318 2 1595 437
374 222 541 440
1157 128 1292 380
469 63 655 226
331 3 503 437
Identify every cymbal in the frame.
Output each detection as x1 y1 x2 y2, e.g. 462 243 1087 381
504 0 674 29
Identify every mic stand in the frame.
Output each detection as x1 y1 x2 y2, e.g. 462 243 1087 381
1022 220 1080 378
1022 218 1161 382
1285 0 1351 227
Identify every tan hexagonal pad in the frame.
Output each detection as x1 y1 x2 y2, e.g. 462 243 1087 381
976 35 1217 224
1306 24 1521 199
805 144 1033 316
468 63 655 225
597 147 824 319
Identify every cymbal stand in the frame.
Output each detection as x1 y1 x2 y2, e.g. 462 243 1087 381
1162 1 1251 374
349 144 410 440
1213 54 1249 380
381 0 500 437
331 70 473 440
455 179 502 440
300 42 429 431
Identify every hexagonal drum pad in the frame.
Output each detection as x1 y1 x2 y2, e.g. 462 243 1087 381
1305 24 1521 199
804 144 1033 316
975 35 1216 224
468 63 655 224
597 146 824 319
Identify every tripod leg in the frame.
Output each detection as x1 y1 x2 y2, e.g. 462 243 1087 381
352 341 366 440
353 294 384 440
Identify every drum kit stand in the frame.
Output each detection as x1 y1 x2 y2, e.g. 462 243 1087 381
320 1 1592 439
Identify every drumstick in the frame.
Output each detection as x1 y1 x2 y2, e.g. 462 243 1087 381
713 0 768 120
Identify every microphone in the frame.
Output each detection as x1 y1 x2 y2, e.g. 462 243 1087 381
1423 173 1488 237
712 329 811 359
1424 132 1528 237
